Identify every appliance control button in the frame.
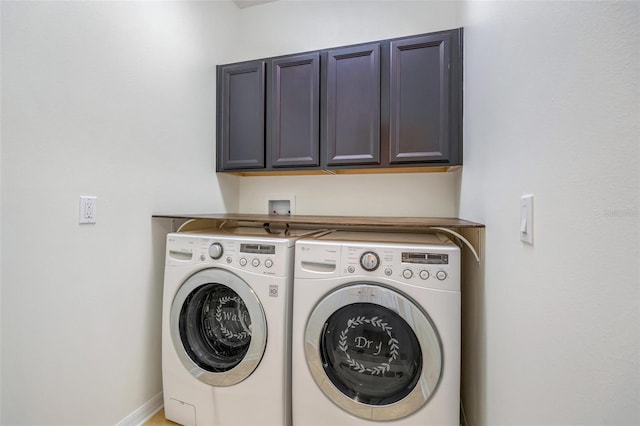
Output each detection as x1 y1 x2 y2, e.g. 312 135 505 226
347 265 355 273
226 256 232 264
208 242 223 259
402 269 413 279
419 270 430 280
360 251 380 271
385 268 392 276
436 270 448 280
239 258 247 267
252 258 260 267
200 254 206 261
265 259 273 268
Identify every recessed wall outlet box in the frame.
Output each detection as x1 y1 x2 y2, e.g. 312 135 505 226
268 198 295 215
520 194 534 244
80 196 97 224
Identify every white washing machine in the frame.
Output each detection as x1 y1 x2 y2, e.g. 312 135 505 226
292 231 461 425
162 226 321 426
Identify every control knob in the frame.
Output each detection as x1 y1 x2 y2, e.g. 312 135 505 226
360 251 380 271
208 242 223 259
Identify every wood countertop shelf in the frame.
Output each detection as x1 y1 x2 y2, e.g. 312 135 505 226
152 213 484 230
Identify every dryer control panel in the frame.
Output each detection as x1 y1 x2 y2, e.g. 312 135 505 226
295 232 460 292
343 245 459 290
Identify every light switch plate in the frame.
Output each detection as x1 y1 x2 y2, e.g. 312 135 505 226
520 194 533 244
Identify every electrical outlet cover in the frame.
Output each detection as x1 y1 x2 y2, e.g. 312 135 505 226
80 196 97 224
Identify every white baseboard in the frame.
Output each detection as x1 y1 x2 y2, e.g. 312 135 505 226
117 392 163 426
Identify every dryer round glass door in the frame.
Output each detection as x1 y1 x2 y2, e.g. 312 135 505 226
170 268 267 387
304 283 442 421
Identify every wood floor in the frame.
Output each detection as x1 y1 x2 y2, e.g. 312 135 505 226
144 409 177 426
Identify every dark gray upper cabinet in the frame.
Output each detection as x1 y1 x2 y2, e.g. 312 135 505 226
216 60 266 170
387 30 461 165
216 28 462 173
268 53 320 168
323 43 380 166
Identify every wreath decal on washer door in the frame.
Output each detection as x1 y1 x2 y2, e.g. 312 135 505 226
338 315 400 375
215 295 250 340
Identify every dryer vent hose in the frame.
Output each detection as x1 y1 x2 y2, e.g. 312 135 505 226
427 227 480 264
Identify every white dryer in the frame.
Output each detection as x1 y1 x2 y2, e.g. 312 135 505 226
162 226 319 426
292 231 461 425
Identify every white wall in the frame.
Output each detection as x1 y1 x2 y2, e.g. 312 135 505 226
233 0 463 217
239 172 461 216
459 1 639 425
1 2 239 424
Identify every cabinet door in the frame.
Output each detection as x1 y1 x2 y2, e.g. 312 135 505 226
268 53 320 168
217 60 265 171
324 43 380 166
389 32 456 164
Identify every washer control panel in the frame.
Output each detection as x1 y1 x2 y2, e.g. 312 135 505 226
167 235 289 277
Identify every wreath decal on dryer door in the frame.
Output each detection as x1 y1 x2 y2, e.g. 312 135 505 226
215 295 251 340
338 315 400 375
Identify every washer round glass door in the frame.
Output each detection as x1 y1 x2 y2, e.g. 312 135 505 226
170 268 267 387
304 283 442 421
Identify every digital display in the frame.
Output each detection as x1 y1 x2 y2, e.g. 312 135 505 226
401 252 448 265
240 243 276 255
